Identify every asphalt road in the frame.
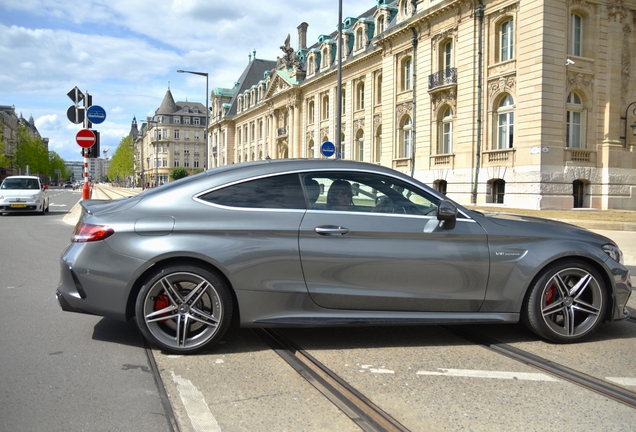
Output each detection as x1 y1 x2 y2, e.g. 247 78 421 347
0 188 173 432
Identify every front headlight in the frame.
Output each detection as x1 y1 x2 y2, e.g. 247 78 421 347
602 244 623 264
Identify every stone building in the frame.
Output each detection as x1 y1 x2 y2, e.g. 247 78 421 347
207 0 636 210
132 89 207 187
0 105 48 180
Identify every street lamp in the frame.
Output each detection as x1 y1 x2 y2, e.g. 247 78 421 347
177 69 209 170
620 101 636 146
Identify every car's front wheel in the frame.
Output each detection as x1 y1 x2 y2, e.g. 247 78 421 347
135 264 233 354
523 260 607 343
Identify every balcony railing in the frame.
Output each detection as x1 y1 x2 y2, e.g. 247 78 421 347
428 67 457 91
277 126 288 137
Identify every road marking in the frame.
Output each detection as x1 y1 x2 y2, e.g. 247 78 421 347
171 371 221 432
416 368 558 382
359 364 395 374
606 377 636 386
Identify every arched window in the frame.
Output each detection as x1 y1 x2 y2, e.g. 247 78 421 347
322 48 330 68
399 116 413 158
308 140 315 158
569 13 582 57
376 74 382 105
439 107 453 154
322 95 330 120
355 130 364 161
376 16 385 35
356 28 363 50
374 125 382 163
500 19 514 61
402 57 412 91
434 180 447 195
357 82 365 110
566 91 585 148
496 94 514 149
492 179 505 204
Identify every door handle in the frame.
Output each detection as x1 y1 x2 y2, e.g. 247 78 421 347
314 226 350 236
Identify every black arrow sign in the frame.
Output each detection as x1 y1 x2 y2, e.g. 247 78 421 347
67 86 84 105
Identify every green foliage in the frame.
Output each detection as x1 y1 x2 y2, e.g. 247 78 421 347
14 124 50 176
170 167 189 181
108 136 135 183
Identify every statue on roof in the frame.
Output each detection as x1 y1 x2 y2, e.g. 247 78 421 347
276 33 301 71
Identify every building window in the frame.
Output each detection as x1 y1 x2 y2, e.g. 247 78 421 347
573 180 585 208
184 117 190 125
341 89 346 115
496 94 514 149
355 130 364 161
566 91 585 148
356 82 365 110
162 129 168 139
183 107 189 113
174 160 180 167
439 107 453 154
356 28 363 50
308 101 315 123
193 107 199 114
322 48 330 68
399 116 412 158
374 125 382 163
376 74 382 105
174 117 180 124
184 160 190 168
194 131 200 140
184 130 190 140
569 13 582 57
492 179 505 204
377 16 385 35
403 57 412 91
194 117 200 125
434 180 447 195
322 95 329 120
308 140 315 158
194 160 199 168
443 40 452 70
500 19 514 61
174 130 180 139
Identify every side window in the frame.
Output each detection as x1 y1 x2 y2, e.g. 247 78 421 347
301 172 439 216
198 174 305 209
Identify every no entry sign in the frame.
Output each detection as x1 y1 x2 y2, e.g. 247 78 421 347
76 129 96 148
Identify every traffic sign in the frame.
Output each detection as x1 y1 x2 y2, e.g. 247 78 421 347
321 141 336 158
76 129 96 148
67 106 85 124
67 86 84 104
86 105 106 124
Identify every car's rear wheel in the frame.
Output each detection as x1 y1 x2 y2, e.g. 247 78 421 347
523 260 606 343
135 264 232 354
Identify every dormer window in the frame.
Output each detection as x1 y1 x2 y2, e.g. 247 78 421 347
193 107 199 114
183 107 189 113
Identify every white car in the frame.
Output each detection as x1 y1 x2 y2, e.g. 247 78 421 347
0 175 50 215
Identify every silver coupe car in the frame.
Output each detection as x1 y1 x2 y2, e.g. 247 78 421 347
56 159 632 354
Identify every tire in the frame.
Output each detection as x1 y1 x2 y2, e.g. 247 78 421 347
135 264 233 354
523 260 606 343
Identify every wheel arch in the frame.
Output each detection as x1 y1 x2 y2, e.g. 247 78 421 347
522 255 615 322
124 256 240 325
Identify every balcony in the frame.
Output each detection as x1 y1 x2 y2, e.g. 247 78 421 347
565 148 596 165
428 68 457 91
484 148 515 165
430 154 454 166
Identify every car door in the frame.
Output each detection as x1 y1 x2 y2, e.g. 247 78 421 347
298 171 490 312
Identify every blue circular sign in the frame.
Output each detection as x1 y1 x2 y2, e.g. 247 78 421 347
86 105 107 124
321 141 335 158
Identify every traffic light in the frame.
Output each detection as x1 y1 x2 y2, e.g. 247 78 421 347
79 132 100 158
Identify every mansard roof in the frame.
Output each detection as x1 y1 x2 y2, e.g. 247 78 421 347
227 58 277 116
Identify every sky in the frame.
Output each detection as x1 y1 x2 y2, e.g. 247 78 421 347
1 0 374 162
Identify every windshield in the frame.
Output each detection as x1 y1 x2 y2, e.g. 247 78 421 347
1 179 40 190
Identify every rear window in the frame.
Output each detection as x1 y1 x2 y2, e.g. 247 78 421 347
198 174 306 209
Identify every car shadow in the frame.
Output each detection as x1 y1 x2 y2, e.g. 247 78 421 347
92 318 146 348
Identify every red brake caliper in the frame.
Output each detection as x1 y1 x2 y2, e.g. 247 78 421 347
154 294 170 323
545 284 556 305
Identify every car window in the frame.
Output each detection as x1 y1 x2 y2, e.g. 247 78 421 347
300 172 439 215
198 173 306 209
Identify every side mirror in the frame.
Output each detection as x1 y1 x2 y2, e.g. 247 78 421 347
437 200 457 230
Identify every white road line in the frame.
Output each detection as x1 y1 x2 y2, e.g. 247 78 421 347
416 368 558 382
171 371 221 432
606 377 636 386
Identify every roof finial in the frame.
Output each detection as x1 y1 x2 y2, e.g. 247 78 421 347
253 49 256 60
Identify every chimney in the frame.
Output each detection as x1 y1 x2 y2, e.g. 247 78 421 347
297 22 308 50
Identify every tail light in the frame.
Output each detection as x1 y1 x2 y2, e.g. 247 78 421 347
72 223 115 243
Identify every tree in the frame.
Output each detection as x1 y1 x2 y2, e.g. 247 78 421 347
108 136 134 185
14 124 50 176
48 151 69 184
170 167 189 181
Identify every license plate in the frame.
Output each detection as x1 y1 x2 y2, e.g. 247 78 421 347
11 203 27 208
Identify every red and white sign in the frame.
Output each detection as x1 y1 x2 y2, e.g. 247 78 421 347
76 129 96 148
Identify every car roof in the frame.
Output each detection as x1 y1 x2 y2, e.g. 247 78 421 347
4 175 40 180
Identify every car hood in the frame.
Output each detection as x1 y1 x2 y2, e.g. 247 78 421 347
472 210 613 243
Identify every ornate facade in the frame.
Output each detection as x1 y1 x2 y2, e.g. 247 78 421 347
208 0 636 210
